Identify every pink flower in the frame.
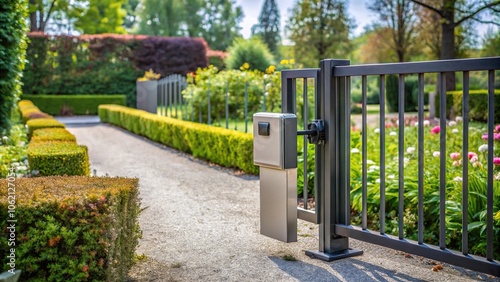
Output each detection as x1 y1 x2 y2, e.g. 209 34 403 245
453 160 461 167
481 133 500 141
430 126 440 134
494 157 500 166
482 134 489 140
468 152 477 160
450 152 461 160
495 124 500 132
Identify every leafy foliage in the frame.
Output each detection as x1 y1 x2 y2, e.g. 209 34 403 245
225 37 275 72
0 0 28 135
73 0 127 34
0 124 28 178
31 128 77 143
26 118 65 139
22 33 208 107
28 141 90 176
251 0 281 58
0 176 140 281
436 90 500 123
98 104 258 174
21 94 126 116
286 0 353 67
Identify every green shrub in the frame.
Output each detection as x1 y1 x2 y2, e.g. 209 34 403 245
31 128 77 143
0 176 140 281
26 118 65 139
0 0 28 134
99 104 258 174
385 75 419 112
435 89 500 123
28 142 90 176
18 100 52 123
21 95 127 116
225 37 274 72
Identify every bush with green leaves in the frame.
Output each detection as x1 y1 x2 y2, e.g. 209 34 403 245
436 90 500 123
0 176 140 281
385 75 419 112
0 124 28 178
21 94 126 116
26 118 65 139
99 104 258 174
27 141 90 176
31 128 77 143
0 0 28 135
225 37 274 72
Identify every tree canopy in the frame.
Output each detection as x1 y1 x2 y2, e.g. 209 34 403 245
251 0 281 58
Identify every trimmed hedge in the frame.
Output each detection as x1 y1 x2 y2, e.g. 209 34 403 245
26 118 65 139
27 141 90 176
18 100 51 123
436 89 500 123
31 128 77 143
21 94 127 116
98 104 258 174
0 176 140 281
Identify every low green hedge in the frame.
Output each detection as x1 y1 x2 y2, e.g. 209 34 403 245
27 142 90 176
22 95 127 116
0 176 140 281
98 104 258 174
436 89 500 123
26 118 65 139
18 100 51 124
31 128 77 143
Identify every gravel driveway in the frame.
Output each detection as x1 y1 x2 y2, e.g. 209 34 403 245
65 122 498 282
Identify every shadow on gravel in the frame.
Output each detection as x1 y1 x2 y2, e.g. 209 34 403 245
270 256 421 282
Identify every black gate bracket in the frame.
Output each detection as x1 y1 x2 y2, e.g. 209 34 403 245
297 120 325 145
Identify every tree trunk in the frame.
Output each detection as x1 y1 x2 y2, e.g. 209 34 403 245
441 0 456 91
29 0 38 32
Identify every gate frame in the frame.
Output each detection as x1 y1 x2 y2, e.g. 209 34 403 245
282 57 500 277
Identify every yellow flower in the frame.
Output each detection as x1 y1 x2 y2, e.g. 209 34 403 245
280 59 289 65
240 62 250 71
289 59 295 64
265 65 276 74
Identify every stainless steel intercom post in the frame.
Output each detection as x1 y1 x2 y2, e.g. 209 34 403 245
253 112 297 243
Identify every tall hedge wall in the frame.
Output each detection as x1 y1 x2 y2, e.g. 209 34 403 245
22 33 209 107
0 0 28 135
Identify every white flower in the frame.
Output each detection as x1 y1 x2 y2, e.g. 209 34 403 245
368 165 380 171
388 174 395 179
375 178 381 184
478 144 488 153
407 147 416 154
470 156 478 163
389 131 397 136
433 151 440 158
495 173 500 181
448 121 457 127
452 128 459 134
404 157 410 164
367 159 376 165
414 122 419 127
351 148 360 154
374 128 380 134
456 116 463 122
423 120 430 126
396 120 399 126
454 176 463 182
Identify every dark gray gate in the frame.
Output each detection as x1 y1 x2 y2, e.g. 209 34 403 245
157 74 187 118
283 57 500 277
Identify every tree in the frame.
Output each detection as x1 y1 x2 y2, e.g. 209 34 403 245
410 0 500 90
28 0 84 32
123 0 140 31
225 37 274 72
368 0 418 62
286 0 353 68
137 0 184 36
251 0 281 58
74 0 127 34
200 0 244 51
481 28 500 57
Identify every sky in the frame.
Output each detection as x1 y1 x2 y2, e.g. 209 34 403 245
234 0 493 44
235 0 380 41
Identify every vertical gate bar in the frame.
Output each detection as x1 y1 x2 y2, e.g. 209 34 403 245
486 70 494 260
175 78 179 118
208 82 211 125
163 82 166 116
339 75 351 226
314 70 322 225
244 81 248 133
361 75 368 230
379 75 386 235
398 74 405 240
462 71 469 255
225 81 229 129
303 78 308 210
282 73 294 113
169 80 173 118
439 72 447 250
158 81 162 116
263 77 267 112
417 73 424 244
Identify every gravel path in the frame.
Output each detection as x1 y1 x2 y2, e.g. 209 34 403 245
65 122 498 282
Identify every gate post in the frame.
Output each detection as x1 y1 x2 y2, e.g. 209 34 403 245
305 59 363 261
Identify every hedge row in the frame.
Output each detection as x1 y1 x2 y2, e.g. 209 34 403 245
0 176 140 281
436 89 500 123
19 100 90 176
23 33 209 107
22 94 127 116
98 104 258 174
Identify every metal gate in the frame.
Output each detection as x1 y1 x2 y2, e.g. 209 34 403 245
282 58 500 276
157 74 187 118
